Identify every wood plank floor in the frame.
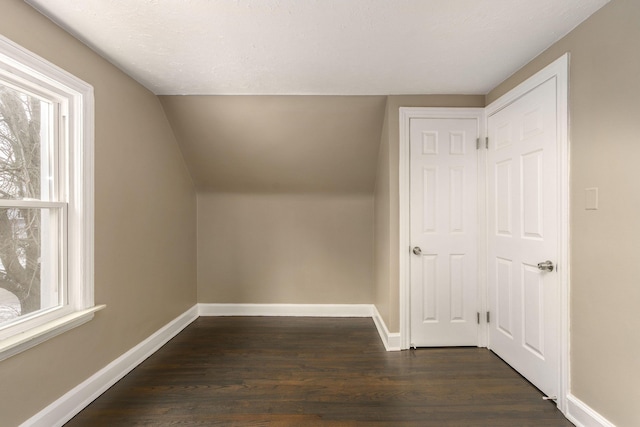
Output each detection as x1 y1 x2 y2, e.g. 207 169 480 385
66 317 573 426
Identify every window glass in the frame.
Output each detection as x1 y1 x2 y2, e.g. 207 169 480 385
0 84 51 201
0 82 62 327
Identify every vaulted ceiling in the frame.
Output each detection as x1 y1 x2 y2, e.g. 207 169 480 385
24 0 609 194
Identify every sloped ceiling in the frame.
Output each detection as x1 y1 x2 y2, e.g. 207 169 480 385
159 96 386 193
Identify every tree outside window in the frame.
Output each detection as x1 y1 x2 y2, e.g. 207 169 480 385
0 84 56 324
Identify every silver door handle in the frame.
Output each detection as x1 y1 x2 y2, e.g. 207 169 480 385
537 260 554 272
412 246 422 255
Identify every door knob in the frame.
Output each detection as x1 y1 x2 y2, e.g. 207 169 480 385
412 247 422 255
537 260 554 272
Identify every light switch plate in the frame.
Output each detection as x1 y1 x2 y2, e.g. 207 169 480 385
585 187 598 210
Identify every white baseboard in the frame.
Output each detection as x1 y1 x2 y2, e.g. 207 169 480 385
566 394 616 427
199 303 400 351
371 305 401 351
22 303 400 426
197 303 374 318
22 305 199 427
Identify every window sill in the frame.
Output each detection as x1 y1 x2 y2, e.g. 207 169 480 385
0 304 106 362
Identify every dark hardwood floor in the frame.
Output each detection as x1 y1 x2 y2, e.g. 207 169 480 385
66 317 573 426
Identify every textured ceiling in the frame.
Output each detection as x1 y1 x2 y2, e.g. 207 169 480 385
25 0 608 95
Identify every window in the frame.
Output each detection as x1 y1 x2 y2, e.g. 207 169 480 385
0 35 99 361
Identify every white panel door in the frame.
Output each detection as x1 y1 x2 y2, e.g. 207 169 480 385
487 77 559 398
410 118 478 347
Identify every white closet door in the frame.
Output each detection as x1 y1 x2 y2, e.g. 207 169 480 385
410 118 479 347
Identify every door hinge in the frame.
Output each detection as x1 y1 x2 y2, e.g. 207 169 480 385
477 137 489 149
477 312 480 324
486 311 490 323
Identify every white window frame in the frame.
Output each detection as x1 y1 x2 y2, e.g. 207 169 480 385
0 35 103 361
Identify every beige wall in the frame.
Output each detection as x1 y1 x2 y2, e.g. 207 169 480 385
373 95 485 331
198 193 373 304
161 96 384 308
0 1 197 425
159 95 386 194
487 0 640 425
374 102 391 324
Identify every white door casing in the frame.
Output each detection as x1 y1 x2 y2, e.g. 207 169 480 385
409 117 480 347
